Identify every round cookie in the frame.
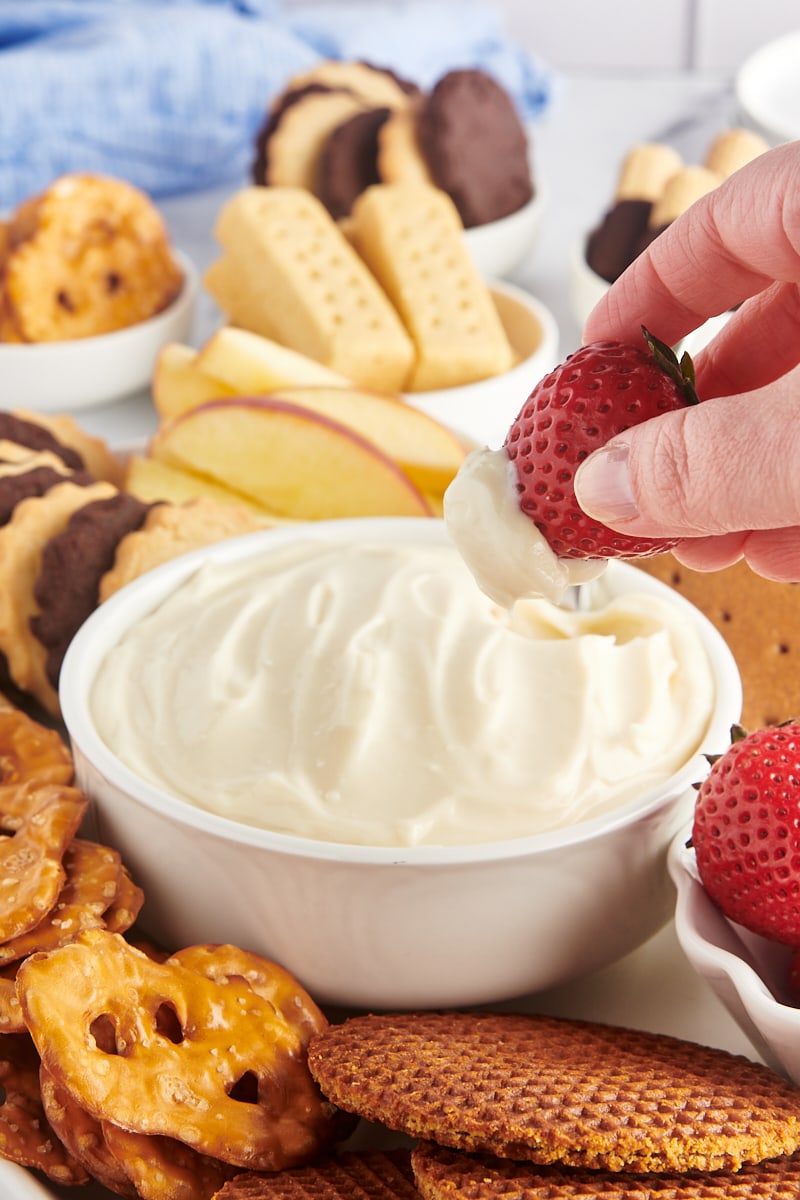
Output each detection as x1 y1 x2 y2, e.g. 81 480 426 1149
416 69 533 227
412 1141 800 1200
318 105 391 219
4 174 183 342
307 1010 800 1174
212 1150 417 1200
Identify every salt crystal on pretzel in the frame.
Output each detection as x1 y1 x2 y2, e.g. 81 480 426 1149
17 929 345 1172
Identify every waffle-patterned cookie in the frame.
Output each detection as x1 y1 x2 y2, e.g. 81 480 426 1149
412 1140 800 1200
212 1150 417 1200
307 1011 800 1174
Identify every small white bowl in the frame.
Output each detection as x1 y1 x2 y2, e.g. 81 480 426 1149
404 279 559 448
736 31 800 145
60 518 741 1011
462 186 545 278
0 1159 58 1200
669 825 800 1082
0 250 197 414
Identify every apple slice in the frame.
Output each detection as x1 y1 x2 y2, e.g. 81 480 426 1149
197 327 352 394
124 454 284 519
152 343 237 420
149 398 433 520
264 385 466 496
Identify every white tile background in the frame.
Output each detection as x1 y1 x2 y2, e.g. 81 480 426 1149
494 0 799 73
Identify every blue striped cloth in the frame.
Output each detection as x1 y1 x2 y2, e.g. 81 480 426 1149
0 0 552 208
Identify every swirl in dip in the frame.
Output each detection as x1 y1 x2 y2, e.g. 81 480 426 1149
90 532 714 847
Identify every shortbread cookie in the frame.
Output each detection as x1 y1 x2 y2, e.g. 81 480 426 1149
3 173 183 342
704 127 769 178
377 99 434 186
99 497 264 602
0 480 116 712
416 69 533 227
261 88 371 191
212 1150 416 1200
413 1140 800 1200
211 187 414 390
0 450 91 526
285 61 417 109
351 183 514 390
18 409 126 485
30 490 153 695
635 553 800 729
307 1010 800 1173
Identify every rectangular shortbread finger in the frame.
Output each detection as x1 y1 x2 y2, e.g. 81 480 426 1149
212 187 414 392
350 183 514 391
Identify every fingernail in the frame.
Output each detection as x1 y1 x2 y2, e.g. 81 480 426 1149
574 443 639 523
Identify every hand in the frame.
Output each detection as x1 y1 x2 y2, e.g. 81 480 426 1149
575 140 800 581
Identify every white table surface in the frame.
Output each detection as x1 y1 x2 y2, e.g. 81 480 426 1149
32 66 763 1200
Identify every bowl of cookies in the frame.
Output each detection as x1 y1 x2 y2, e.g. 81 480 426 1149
0 173 197 412
252 59 540 280
60 515 741 1011
571 129 770 332
204 178 558 451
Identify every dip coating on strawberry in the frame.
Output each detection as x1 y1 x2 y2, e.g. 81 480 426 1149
504 327 698 560
693 723 800 946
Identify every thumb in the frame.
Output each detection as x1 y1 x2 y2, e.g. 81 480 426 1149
573 365 800 538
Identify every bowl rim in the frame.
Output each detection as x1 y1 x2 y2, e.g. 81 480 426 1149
735 30 800 145
60 517 742 866
462 181 545 241
0 248 197 360
403 277 559 401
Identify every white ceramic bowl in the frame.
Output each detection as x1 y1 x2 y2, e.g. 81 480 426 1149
670 824 800 1082
60 519 741 1012
462 186 545 278
404 279 559 449
736 31 800 145
0 1159 60 1200
0 250 197 413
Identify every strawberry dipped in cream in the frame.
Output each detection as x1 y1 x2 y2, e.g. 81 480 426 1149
445 328 698 606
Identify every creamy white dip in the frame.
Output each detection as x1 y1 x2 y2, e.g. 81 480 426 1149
91 537 714 847
444 446 606 607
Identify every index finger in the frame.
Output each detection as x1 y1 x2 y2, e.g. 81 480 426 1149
583 140 800 349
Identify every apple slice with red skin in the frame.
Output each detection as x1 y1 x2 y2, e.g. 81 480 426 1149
149 397 434 520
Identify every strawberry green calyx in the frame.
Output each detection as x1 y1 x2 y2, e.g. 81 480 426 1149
641 326 699 406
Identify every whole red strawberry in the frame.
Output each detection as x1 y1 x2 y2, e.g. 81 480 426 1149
504 326 698 559
693 723 800 946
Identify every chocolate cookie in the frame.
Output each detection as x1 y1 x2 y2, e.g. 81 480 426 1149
416 69 533 227
317 105 391 219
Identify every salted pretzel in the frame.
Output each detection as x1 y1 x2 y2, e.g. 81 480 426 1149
0 702 73 803
102 1121 238 1200
0 838 122 964
0 782 87 943
103 862 145 934
39 1064 137 1197
3 173 183 342
0 1034 90 1185
168 943 327 1046
0 963 24 1032
17 929 344 1172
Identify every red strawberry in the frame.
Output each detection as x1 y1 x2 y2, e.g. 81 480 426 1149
693 723 800 946
504 326 698 559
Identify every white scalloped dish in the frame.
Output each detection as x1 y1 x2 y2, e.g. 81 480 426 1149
669 823 800 1082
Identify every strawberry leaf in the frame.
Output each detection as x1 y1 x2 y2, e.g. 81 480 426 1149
641 326 699 406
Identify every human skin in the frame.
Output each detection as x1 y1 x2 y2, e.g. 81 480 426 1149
575 140 800 581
